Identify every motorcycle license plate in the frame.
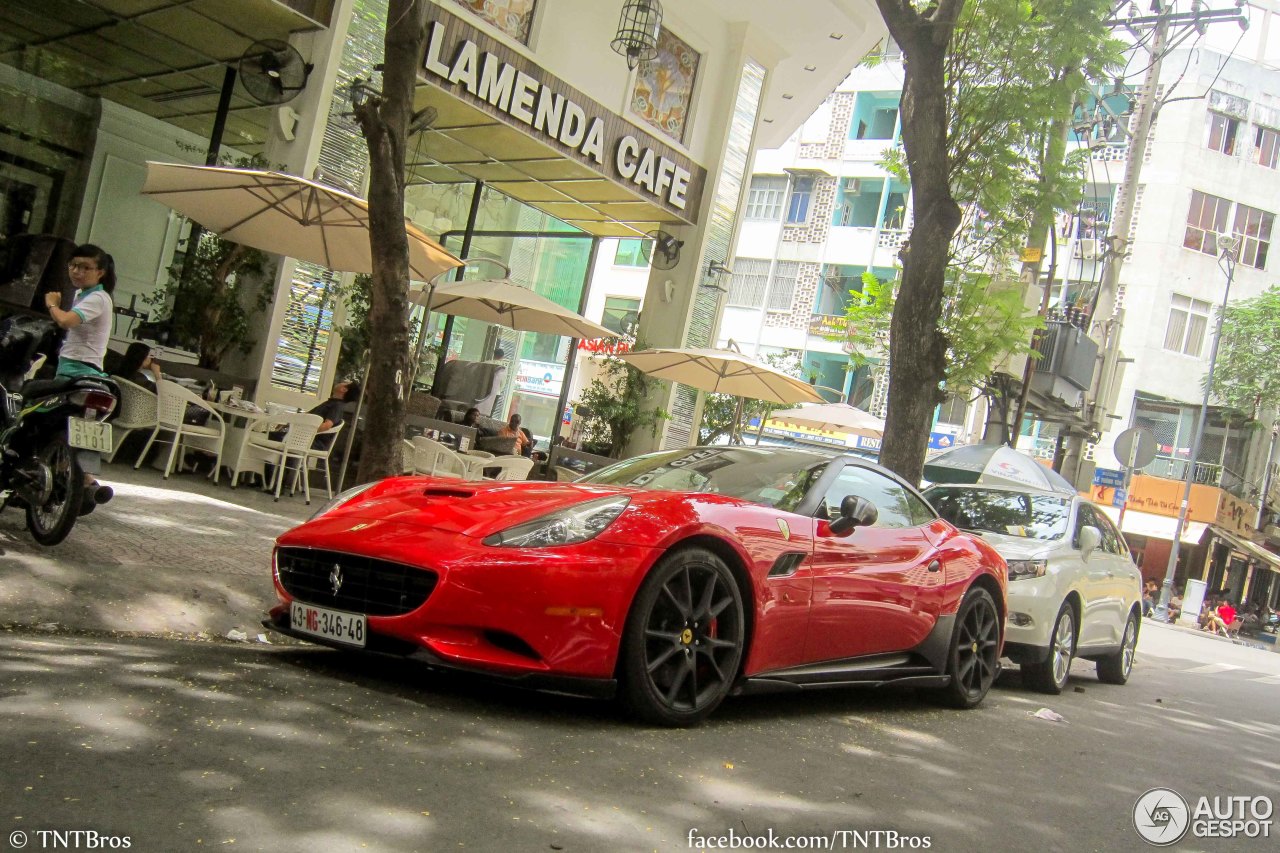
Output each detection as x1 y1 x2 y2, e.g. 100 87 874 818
291 601 367 648
68 417 112 453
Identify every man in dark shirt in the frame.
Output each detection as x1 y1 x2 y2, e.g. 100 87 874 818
310 379 360 449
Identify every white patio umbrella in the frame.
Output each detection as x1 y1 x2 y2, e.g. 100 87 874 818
140 162 463 281
410 272 615 340
617 345 824 406
763 402 885 438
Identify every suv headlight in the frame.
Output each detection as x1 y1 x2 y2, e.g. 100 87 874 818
483 496 630 548
1007 559 1048 581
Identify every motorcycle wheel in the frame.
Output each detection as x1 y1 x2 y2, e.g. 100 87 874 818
25 438 84 546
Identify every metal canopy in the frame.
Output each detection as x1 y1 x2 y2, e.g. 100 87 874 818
0 0 326 151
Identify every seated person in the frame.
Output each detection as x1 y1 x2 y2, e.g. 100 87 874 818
1217 600 1237 635
112 341 208 426
268 379 359 449
497 413 530 456
1142 579 1159 618
1200 599 1228 635
1168 587 1183 622
461 406 494 437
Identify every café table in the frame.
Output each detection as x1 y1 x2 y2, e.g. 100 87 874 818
210 401 283 486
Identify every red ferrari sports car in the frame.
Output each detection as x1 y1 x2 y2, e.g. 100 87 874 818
265 446 1007 726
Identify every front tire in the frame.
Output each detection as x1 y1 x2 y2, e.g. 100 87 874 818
1096 611 1139 685
936 586 1001 709
620 547 745 727
1022 603 1075 694
24 438 84 546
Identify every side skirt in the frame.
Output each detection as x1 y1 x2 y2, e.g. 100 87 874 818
735 615 957 696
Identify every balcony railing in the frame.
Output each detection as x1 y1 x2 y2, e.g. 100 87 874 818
1142 458 1259 502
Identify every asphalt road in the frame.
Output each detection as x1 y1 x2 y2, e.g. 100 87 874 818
2 623 1277 853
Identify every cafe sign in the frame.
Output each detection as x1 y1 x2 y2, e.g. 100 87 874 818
421 9 706 220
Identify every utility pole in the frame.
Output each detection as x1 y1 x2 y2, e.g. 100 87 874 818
1058 1 1250 487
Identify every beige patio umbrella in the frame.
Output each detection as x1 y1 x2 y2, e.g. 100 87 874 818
140 162 463 281
764 402 885 437
411 274 615 339
618 345 824 405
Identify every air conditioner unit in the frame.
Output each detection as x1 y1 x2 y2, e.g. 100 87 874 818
1073 238 1101 260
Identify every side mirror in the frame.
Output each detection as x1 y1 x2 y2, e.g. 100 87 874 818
1079 525 1101 561
829 495 878 537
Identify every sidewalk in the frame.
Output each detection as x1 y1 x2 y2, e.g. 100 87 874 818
0 459 313 640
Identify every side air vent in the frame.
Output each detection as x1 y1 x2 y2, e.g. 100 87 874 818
768 552 807 577
421 487 476 499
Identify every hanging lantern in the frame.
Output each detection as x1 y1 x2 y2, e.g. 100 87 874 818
611 0 663 70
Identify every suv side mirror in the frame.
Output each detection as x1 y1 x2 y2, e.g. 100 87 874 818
1079 525 1102 561
829 495 878 537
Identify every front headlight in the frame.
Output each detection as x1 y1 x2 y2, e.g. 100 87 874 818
308 482 376 521
483 496 630 548
1007 559 1048 581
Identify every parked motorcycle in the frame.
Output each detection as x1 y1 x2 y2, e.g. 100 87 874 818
0 315 117 545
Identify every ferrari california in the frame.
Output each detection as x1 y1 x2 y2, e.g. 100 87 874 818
265 446 1007 726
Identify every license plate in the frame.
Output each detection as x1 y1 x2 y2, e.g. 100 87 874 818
290 601 367 648
68 417 112 453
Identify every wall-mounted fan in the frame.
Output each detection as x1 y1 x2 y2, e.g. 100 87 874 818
239 40 313 105
639 230 683 270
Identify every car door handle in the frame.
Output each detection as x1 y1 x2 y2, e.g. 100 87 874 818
927 559 941 573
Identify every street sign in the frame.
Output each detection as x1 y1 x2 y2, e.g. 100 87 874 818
1114 427 1157 470
1094 467 1125 488
1113 487 1126 508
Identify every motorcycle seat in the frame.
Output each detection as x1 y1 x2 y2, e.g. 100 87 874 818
21 377 77 400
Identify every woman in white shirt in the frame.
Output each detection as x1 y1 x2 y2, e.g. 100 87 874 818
45 244 116 378
44 243 117 513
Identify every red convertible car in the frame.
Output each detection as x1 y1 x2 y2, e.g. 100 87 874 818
265 447 1007 726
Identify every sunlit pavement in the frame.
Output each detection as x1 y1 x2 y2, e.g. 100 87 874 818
0 460 311 638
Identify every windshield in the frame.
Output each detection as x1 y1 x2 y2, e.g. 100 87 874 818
580 447 830 511
925 487 1071 540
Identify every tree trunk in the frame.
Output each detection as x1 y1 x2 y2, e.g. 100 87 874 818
353 0 429 484
875 0 966 483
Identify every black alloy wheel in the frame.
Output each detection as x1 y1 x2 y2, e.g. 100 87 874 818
936 586 1001 708
620 547 745 727
25 438 84 546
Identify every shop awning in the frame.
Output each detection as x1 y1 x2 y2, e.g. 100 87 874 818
1097 506 1208 545
1207 526 1280 575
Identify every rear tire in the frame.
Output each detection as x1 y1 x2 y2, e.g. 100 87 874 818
1097 611 1139 685
935 586 1001 709
620 547 745 727
25 438 84 546
1022 603 1075 694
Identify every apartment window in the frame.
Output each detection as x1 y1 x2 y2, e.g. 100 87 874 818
614 239 649 267
727 258 771 307
601 296 640 337
1163 294 1211 356
1207 112 1239 155
745 176 787 221
1183 190 1230 256
1233 202 1274 270
785 176 814 224
766 261 800 311
936 394 968 427
1255 126 1280 169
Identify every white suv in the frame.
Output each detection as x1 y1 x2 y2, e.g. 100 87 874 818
923 485 1143 694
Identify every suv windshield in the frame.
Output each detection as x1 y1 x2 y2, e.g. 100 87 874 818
926 487 1071 540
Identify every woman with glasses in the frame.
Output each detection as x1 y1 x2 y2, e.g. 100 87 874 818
43 244 117 512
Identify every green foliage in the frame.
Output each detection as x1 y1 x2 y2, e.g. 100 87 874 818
838 269 1042 393
1209 286 1280 419
698 350 805 445
147 231 273 370
576 347 670 457
334 272 426 381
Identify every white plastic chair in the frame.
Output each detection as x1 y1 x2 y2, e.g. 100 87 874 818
481 455 535 481
106 377 158 463
408 435 474 479
135 379 226 481
290 421 344 500
229 412 323 502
